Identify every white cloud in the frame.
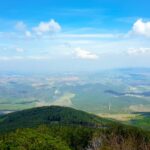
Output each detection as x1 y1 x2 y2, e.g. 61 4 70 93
127 47 150 55
74 47 98 60
15 21 26 31
33 19 61 35
132 19 150 37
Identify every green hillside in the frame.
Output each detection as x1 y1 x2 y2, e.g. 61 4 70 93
0 106 112 133
0 106 150 150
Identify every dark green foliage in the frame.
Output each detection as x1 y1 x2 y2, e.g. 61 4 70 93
37 125 94 150
0 106 149 150
0 106 111 133
0 127 71 150
0 125 94 150
0 124 150 150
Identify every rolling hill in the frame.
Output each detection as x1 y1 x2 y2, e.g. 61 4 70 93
0 106 112 133
0 106 149 150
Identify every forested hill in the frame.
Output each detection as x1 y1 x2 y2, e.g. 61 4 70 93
0 106 149 150
0 106 112 133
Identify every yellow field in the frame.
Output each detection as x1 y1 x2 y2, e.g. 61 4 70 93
97 113 140 121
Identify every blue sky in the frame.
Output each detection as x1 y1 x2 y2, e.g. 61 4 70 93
0 0 150 73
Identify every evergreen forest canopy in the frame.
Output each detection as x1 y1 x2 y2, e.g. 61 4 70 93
0 106 149 150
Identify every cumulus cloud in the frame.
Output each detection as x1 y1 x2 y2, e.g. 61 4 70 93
33 19 61 35
127 47 150 55
14 19 61 37
132 19 150 37
74 47 98 60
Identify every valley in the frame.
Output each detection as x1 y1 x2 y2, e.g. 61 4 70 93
0 68 150 129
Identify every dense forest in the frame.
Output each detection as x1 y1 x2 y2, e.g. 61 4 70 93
0 106 150 150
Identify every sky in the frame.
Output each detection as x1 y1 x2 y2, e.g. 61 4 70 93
0 0 150 73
